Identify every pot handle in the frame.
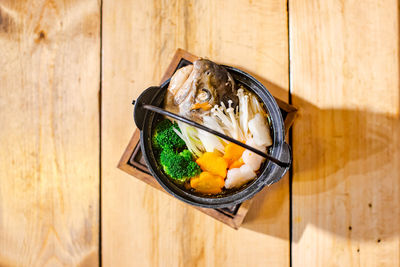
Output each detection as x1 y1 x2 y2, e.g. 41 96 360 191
266 142 292 186
133 86 160 130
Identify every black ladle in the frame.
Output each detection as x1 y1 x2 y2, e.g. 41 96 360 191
133 100 290 168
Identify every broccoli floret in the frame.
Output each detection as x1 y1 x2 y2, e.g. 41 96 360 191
152 119 185 151
152 119 200 182
179 149 193 161
160 149 201 181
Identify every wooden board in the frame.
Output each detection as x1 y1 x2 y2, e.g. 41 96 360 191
0 0 100 266
102 0 290 266
290 0 400 266
117 49 297 230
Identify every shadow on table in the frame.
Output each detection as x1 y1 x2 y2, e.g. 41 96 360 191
232 67 399 242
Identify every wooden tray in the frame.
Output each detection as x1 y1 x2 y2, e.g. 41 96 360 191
118 49 297 229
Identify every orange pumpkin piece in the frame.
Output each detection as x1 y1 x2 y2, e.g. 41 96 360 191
190 172 225 194
229 157 244 169
196 152 228 178
223 143 245 166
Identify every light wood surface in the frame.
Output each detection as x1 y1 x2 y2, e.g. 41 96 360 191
102 0 290 266
2 0 398 266
290 0 400 266
0 0 100 266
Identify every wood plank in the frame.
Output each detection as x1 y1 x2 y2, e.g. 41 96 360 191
290 0 400 266
102 0 290 266
0 0 100 266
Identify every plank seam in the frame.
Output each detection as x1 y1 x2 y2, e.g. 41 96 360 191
99 0 103 265
287 1 293 267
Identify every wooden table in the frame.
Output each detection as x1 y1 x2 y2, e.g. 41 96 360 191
0 0 398 266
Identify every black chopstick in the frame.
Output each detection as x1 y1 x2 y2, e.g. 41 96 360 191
140 104 290 168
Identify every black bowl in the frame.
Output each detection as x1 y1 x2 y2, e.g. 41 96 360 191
134 65 291 208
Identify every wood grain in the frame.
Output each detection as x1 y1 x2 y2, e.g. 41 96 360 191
0 0 100 266
290 0 400 266
102 0 290 266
